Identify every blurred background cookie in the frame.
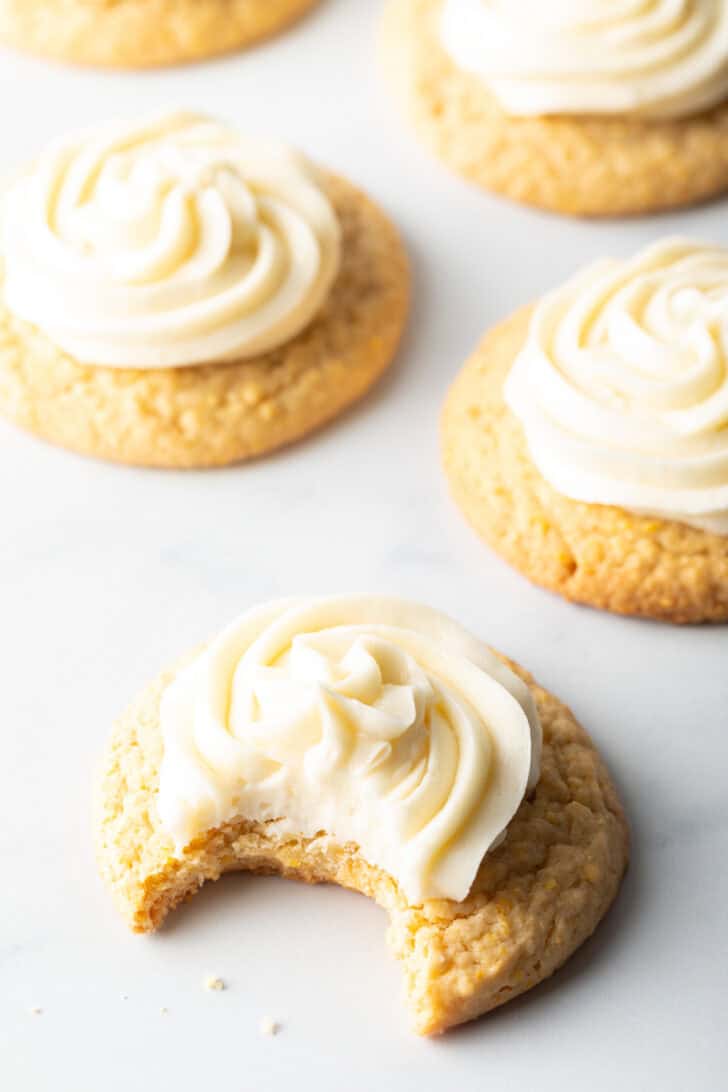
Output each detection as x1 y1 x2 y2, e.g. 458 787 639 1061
0 0 322 67
384 0 728 216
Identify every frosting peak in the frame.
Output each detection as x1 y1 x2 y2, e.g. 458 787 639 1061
2 112 341 368
157 597 542 904
440 0 728 120
505 238 728 534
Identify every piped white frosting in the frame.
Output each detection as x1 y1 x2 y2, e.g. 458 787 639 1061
157 597 542 904
2 111 341 368
440 0 728 120
506 238 728 534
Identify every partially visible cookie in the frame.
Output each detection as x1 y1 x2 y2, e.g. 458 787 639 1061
383 0 728 217
0 114 409 468
442 306 728 624
95 596 628 1036
0 0 321 68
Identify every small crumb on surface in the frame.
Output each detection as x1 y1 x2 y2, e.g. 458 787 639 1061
160 1007 169 1015
30 1007 43 1016
121 994 128 1001
259 1017 280 1037
204 976 226 992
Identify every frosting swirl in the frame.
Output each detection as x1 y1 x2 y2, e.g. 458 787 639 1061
440 0 728 120
157 597 541 904
505 239 728 534
2 112 341 368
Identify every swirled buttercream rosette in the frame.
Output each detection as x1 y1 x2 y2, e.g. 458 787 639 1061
2 111 341 368
157 596 541 903
0 111 409 466
97 594 628 1032
440 0 728 120
506 238 728 534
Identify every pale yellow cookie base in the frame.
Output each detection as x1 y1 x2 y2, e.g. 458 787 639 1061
0 174 409 468
442 309 728 623
0 0 321 67
95 649 628 1036
382 0 728 217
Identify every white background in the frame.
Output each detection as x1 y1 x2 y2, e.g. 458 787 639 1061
1 2 727 1089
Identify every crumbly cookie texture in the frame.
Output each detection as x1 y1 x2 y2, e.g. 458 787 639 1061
382 0 728 217
442 308 728 624
95 649 628 1036
0 174 409 468
0 0 321 68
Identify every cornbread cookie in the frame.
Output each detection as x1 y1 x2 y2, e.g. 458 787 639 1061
382 0 728 217
95 598 628 1036
0 117 409 468
442 308 728 624
0 0 321 68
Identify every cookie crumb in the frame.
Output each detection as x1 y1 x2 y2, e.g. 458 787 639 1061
30 1007 43 1016
160 1006 169 1015
204 975 226 992
260 1017 280 1037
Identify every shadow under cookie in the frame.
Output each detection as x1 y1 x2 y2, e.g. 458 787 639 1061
0 174 409 468
383 0 728 218
96 649 628 1036
0 0 323 68
442 308 728 624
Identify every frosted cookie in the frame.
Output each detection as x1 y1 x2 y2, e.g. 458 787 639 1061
383 0 728 216
96 596 628 1035
0 0 321 68
0 112 408 467
443 239 728 623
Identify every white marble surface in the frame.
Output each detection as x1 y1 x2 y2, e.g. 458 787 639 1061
1 3 727 1088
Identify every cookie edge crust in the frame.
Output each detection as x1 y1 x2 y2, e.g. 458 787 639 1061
381 0 728 217
441 307 728 624
0 172 410 468
0 0 322 68
95 646 629 1035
